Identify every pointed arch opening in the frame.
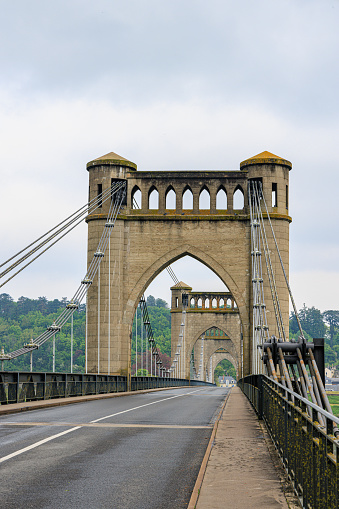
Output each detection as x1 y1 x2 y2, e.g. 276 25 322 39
182 186 193 209
165 186 176 210
233 186 244 210
216 187 227 209
148 186 159 209
131 186 142 209
199 186 210 210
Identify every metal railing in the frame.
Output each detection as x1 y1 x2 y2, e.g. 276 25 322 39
239 374 339 509
0 371 215 405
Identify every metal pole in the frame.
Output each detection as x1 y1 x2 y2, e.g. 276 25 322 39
146 327 148 375
141 317 143 373
71 314 73 374
85 295 88 374
108 236 111 375
98 264 100 374
30 350 33 372
53 334 56 373
135 305 138 375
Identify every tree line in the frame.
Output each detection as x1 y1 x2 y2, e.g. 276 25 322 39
1 293 338 375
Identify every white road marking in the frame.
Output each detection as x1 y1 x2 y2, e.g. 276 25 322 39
0 426 82 464
0 388 206 463
90 388 206 423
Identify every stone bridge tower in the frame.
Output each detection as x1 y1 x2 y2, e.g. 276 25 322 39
170 283 241 379
85 150 292 378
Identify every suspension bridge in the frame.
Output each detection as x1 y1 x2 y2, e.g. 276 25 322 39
0 150 338 508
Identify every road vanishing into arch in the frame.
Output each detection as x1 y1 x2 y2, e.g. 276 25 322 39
0 386 229 509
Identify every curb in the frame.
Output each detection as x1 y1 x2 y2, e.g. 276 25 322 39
0 385 189 416
187 389 231 509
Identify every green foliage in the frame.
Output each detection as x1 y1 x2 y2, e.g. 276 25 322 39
214 359 237 384
136 369 150 376
0 293 86 372
0 293 171 374
289 305 339 369
131 300 172 373
290 305 325 338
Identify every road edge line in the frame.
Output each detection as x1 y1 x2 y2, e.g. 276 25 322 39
187 389 231 509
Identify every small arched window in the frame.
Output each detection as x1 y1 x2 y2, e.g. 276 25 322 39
205 298 210 309
233 186 244 209
227 298 232 308
219 298 224 308
197 298 202 308
199 187 210 209
190 298 195 308
149 186 159 209
216 187 227 209
165 187 176 209
212 298 217 309
182 187 193 209
132 186 142 209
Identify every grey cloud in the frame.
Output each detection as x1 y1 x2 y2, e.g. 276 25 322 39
0 0 338 123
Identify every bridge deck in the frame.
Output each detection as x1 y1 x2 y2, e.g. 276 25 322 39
196 387 298 508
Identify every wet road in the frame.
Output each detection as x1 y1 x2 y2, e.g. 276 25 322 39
0 386 229 509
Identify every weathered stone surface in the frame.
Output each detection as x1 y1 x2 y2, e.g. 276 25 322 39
85 152 291 376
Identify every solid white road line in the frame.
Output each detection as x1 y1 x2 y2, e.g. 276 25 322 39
0 388 207 463
0 426 82 464
89 388 207 423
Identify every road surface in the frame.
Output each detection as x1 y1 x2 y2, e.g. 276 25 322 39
0 386 229 509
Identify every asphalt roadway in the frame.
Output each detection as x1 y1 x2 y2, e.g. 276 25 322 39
0 386 229 509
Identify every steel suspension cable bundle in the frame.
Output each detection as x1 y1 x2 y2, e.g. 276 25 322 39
138 295 166 376
3 181 127 361
0 183 121 289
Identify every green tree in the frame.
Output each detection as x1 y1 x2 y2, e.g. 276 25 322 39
146 295 156 306
323 310 339 348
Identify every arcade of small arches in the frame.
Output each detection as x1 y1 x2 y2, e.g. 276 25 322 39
131 184 245 211
204 328 230 339
187 293 237 311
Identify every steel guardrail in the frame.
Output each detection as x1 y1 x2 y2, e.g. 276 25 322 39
239 374 339 509
0 371 215 405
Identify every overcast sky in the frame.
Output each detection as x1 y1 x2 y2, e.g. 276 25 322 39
0 0 338 312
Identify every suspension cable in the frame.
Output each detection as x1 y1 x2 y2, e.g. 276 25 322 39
4 182 126 360
0 184 121 289
260 189 304 338
0 184 115 271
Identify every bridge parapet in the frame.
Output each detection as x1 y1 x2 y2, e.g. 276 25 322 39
170 283 238 313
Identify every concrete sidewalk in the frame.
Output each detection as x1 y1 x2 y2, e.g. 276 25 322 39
196 387 294 509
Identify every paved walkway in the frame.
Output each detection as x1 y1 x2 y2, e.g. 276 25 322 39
196 387 290 509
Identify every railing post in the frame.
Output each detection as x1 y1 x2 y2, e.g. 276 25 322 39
258 375 263 419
